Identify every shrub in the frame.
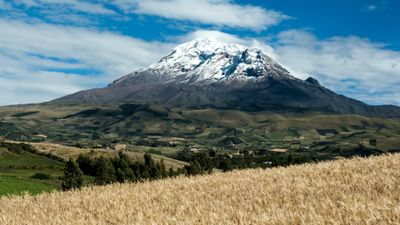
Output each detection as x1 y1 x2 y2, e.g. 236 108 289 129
30 173 51 180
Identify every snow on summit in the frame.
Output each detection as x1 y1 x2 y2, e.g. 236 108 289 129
115 38 293 85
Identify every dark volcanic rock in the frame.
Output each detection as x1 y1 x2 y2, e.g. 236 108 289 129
305 77 320 86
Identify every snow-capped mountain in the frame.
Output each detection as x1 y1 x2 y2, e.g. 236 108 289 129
54 38 400 117
113 38 292 85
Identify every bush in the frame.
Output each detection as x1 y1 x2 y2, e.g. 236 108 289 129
45 153 65 163
75 143 83 149
30 173 51 180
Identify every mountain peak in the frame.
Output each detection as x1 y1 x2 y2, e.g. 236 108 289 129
134 38 292 84
170 37 247 56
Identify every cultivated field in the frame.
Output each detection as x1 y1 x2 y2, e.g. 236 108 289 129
1 154 399 224
1 103 400 156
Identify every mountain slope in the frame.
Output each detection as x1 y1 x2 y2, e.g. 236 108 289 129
54 38 400 117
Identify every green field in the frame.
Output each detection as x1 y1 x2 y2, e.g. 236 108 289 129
0 146 64 196
0 152 63 169
0 175 57 196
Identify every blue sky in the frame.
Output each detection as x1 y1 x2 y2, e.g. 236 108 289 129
0 0 399 106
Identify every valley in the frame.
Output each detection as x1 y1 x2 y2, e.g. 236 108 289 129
2 101 399 195
1 103 399 154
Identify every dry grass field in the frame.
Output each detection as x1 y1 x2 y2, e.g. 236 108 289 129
1 154 400 225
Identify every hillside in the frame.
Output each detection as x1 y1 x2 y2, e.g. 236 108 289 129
29 142 188 169
0 140 188 196
1 103 399 162
0 142 65 196
1 154 399 224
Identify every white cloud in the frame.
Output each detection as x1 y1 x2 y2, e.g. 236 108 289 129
13 0 116 15
273 30 400 105
6 0 288 30
0 19 174 105
4 0 117 25
110 0 288 30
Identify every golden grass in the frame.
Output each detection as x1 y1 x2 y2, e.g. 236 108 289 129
1 154 400 224
270 148 288 153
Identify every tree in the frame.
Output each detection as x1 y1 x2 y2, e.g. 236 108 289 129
75 142 83 149
144 153 160 179
61 159 83 191
116 168 126 182
159 159 168 178
287 154 293 165
190 152 214 174
185 160 202 176
76 154 96 176
132 161 143 180
95 157 116 185
208 149 216 157
144 153 155 168
168 167 175 177
219 160 232 172
113 152 135 182
120 153 135 181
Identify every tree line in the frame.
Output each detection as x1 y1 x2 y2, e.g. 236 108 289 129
61 150 317 191
62 152 214 190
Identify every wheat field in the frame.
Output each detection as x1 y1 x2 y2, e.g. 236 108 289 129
1 154 400 225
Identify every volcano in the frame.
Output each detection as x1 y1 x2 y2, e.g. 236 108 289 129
54 38 400 117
